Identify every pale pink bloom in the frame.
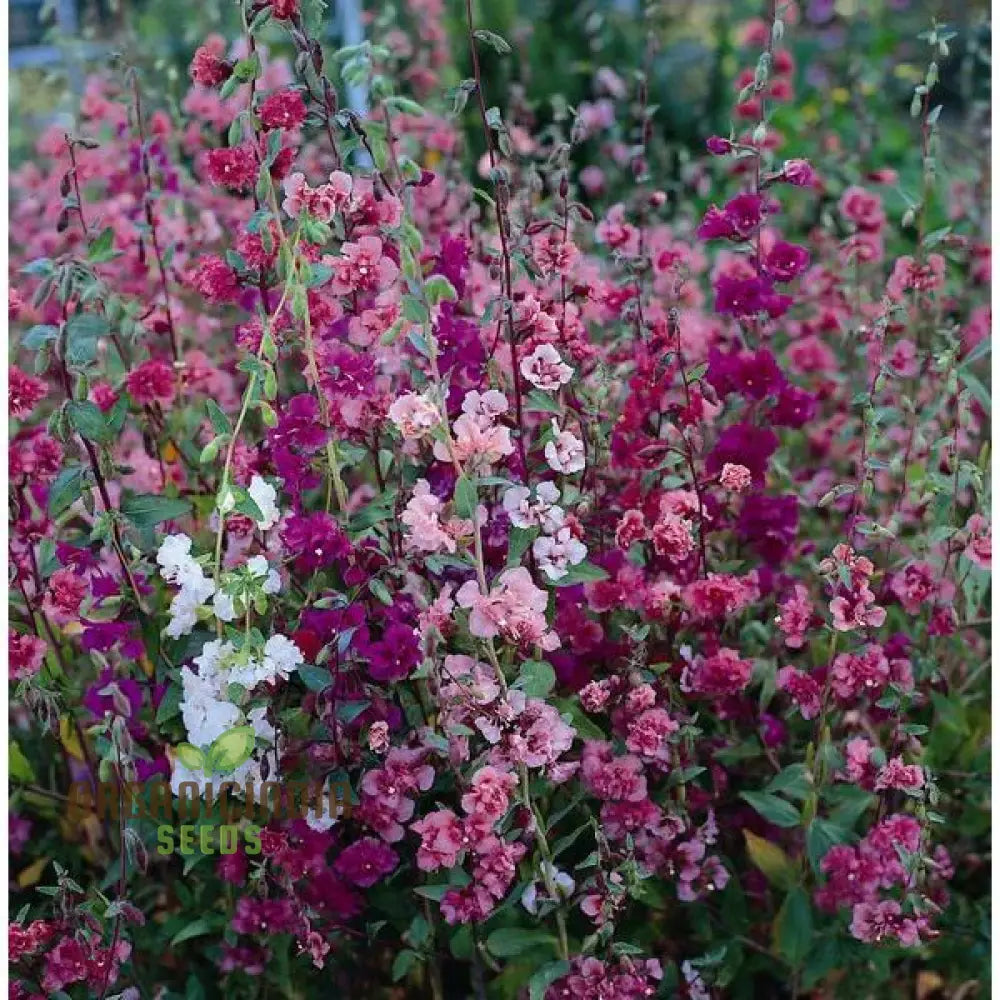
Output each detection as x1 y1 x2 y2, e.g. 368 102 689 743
388 392 440 439
520 343 573 391
401 480 455 554
368 720 390 754
455 568 559 651
720 463 752 492
842 736 877 787
545 419 585 474
282 169 352 220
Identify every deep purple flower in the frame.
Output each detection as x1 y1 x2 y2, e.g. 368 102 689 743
707 423 779 488
281 511 351 572
764 240 811 282
364 622 421 683
271 394 327 453
771 383 818 428
706 135 732 155
334 837 399 887
736 493 799 566
707 347 784 401
231 897 299 936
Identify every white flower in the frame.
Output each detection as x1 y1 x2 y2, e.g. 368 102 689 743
263 634 304 679
503 482 565 533
248 475 281 530
521 864 575 914
157 534 194 582
520 344 573 392
180 664 241 747
544 420 585 474
247 555 281 594
533 527 588 581
213 591 236 622
166 571 216 638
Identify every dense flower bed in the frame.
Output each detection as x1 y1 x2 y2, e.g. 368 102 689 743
7 1 991 997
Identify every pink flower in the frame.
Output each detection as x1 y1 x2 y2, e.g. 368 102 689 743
190 37 231 86
325 235 399 295
776 666 821 719
545 419 585 474
9 366 47 419
830 645 890 700
520 343 573 391
259 88 307 130
874 757 924 793
126 358 175 406
411 809 465 871
455 567 559 651
189 255 240 303
10 629 47 680
964 514 991 568
282 170 352 221
334 837 399 887
625 708 679 759
830 585 886 631
460 766 516 821
205 145 258 191
580 742 647 802
781 158 816 186
682 648 754 697
388 392 440 439
434 391 514 472
776 584 812 648
719 463 752 492
839 185 885 232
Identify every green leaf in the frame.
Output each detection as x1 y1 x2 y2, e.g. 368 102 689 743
22 324 59 350
175 743 206 771
486 927 558 959
48 466 86 516
171 917 214 947
774 887 813 968
204 726 255 774
474 28 512 54
391 949 420 982
507 526 538 567
424 274 457 307
739 791 801 828
65 313 108 367
299 665 332 692
155 684 182 725
205 399 233 436
369 578 394 606
9 740 35 783
765 763 813 802
87 227 116 263
516 659 556 698
453 475 478 520
960 369 991 414
550 561 609 587
67 400 113 443
529 960 571 1000
122 493 192 529
525 389 562 414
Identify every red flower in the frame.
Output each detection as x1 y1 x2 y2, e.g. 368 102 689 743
259 89 307 131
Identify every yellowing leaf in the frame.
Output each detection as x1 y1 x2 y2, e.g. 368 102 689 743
743 829 798 890
162 441 179 463
17 857 49 888
59 716 86 761
9 740 35 782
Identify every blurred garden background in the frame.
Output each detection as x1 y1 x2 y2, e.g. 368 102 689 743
10 0 992 192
